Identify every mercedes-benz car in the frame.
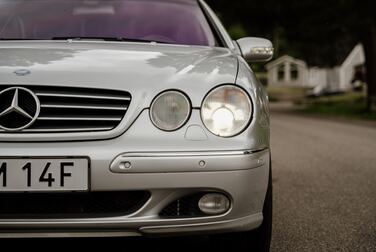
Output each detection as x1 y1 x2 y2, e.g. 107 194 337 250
0 0 273 250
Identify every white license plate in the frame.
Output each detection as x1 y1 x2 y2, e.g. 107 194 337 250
0 158 89 192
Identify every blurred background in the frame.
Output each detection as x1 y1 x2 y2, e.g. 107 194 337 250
2 1 375 251
207 0 376 119
205 1 376 251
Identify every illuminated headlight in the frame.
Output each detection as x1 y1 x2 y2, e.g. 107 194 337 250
201 85 252 137
150 90 191 131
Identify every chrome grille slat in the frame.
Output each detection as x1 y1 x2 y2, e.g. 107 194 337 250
41 104 128 111
35 92 131 101
37 116 122 121
0 85 131 133
20 127 114 132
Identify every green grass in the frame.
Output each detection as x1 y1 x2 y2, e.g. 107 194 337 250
267 86 309 102
299 92 376 121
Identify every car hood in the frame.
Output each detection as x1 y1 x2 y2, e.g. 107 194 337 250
0 41 238 107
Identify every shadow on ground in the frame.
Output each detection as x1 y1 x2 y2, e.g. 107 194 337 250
2 237 215 251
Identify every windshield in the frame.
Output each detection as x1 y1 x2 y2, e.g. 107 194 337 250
0 0 217 46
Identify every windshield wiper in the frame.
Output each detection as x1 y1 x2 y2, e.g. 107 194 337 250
0 37 169 44
51 36 168 44
0 38 40 40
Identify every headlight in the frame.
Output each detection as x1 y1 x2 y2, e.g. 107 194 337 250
150 90 191 131
201 85 252 137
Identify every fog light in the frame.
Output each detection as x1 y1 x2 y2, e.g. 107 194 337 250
198 193 230 215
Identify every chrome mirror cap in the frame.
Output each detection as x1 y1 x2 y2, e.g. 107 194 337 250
236 37 274 62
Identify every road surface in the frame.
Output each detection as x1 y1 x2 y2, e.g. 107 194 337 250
270 107 376 251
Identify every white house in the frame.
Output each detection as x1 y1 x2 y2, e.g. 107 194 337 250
338 44 365 90
265 55 308 87
265 44 365 92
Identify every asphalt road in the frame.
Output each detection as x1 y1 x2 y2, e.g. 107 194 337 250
270 107 376 251
4 106 376 251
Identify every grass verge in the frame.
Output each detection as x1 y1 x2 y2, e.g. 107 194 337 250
298 92 376 121
267 86 309 102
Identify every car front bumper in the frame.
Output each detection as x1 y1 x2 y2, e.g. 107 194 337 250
0 149 270 238
0 110 270 237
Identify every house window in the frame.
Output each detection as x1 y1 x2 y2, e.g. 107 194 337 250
291 64 299 80
277 65 285 81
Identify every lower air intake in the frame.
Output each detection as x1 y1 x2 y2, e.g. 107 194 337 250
0 191 150 219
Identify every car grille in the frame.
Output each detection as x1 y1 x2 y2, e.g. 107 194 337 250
0 85 131 133
0 191 150 219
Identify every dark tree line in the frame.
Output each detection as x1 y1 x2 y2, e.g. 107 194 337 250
207 0 376 111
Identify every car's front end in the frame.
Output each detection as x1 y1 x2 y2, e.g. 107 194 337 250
0 40 270 237
0 0 273 250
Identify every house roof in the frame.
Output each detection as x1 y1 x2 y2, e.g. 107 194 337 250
265 55 307 70
342 44 365 68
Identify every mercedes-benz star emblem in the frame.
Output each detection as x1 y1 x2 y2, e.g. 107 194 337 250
0 87 40 131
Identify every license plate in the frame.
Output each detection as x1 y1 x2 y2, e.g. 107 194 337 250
0 158 89 192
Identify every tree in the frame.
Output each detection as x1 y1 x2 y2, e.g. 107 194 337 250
207 0 376 111
355 0 376 111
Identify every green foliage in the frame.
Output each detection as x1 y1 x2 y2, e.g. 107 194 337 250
300 93 376 120
227 23 248 40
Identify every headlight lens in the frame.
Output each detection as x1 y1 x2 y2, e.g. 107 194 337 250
150 90 191 131
201 85 252 137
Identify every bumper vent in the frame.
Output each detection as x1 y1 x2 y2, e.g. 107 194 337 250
0 85 131 133
159 193 207 218
0 191 150 219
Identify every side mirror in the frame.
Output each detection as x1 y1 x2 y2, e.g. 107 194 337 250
236 37 274 62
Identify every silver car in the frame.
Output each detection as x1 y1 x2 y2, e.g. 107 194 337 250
0 0 273 250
